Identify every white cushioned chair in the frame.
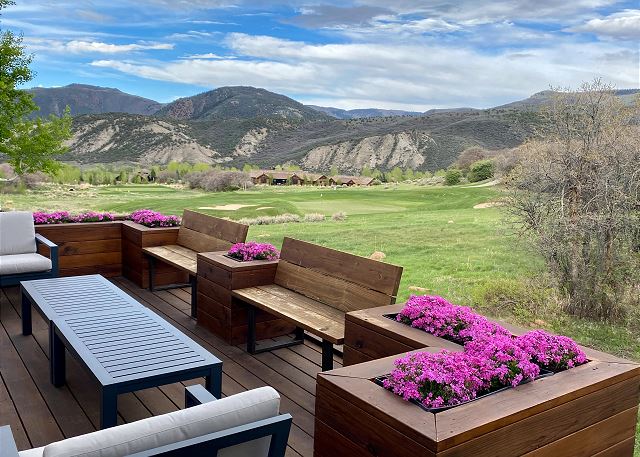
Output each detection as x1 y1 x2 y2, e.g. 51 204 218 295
0 211 58 287
0 385 292 457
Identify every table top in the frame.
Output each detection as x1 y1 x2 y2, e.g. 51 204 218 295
21 275 221 386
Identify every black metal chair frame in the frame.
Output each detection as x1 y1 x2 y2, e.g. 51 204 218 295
0 234 59 287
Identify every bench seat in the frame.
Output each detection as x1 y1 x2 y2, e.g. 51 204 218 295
143 244 198 275
232 284 345 345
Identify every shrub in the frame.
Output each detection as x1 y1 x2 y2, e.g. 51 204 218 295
444 169 462 185
303 213 325 222
186 170 253 192
467 160 494 182
332 211 347 221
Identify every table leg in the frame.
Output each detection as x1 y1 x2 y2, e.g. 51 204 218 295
100 387 118 429
247 305 257 354
50 322 66 387
21 292 32 336
147 255 155 291
190 275 197 318
205 364 223 398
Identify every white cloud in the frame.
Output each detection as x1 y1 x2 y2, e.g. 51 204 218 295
90 33 639 110
569 9 640 40
24 39 174 54
181 52 233 59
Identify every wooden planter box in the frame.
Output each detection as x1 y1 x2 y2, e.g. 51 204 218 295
316 349 640 457
196 252 296 345
35 222 122 278
121 221 187 288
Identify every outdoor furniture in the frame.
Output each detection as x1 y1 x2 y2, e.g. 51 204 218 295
0 211 58 287
232 237 403 371
143 209 248 317
0 385 292 457
20 274 223 429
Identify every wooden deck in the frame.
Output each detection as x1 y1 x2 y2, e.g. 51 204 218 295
0 277 340 456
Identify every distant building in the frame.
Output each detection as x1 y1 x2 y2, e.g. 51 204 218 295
329 175 374 186
304 173 329 186
248 169 372 186
249 170 269 184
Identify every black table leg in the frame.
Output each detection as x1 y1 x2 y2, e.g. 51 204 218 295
321 340 334 372
205 364 223 398
100 386 118 429
50 322 65 387
21 292 32 336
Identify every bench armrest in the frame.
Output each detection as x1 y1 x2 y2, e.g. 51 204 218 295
128 414 293 457
185 384 218 408
35 234 59 276
0 426 20 457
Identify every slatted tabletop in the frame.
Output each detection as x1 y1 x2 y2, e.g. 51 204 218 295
20 274 222 428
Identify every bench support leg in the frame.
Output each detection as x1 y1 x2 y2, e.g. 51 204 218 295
147 255 156 291
190 275 197 319
50 322 65 387
321 340 334 372
100 387 118 429
246 305 304 354
21 292 32 336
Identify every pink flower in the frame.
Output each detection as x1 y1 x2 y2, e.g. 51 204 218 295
516 330 587 372
128 209 180 228
227 242 279 261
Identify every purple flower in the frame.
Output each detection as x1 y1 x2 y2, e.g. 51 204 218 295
73 211 115 223
128 209 181 228
227 242 279 261
33 211 72 224
516 330 587 372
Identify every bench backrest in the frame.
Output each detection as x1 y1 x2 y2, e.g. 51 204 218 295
177 209 249 252
274 237 403 313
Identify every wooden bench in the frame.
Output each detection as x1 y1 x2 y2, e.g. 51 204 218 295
232 237 403 371
143 209 248 317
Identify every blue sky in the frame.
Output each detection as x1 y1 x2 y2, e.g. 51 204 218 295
1 0 639 110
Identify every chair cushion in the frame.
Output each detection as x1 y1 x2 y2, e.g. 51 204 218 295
0 253 52 275
0 211 36 255
43 386 280 457
19 447 45 457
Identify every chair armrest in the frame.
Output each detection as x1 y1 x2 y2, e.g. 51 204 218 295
128 414 293 457
35 234 59 276
0 426 20 457
185 384 217 408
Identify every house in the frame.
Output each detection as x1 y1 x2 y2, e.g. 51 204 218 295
330 175 374 186
249 170 269 184
305 173 329 186
269 171 295 185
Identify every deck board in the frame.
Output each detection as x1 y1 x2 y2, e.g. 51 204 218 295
0 277 331 456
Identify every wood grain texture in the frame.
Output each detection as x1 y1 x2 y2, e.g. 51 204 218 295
176 226 232 253
274 260 394 312
143 245 197 275
280 237 402 296
181 209 248 244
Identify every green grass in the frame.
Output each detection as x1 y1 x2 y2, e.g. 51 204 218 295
4 183 639 452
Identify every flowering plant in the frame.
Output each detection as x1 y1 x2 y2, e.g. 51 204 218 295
227 241 280 261
397 295 510 344
73 211 115 223
465 335 540 387
383 351 492 409
128 209 181 228
33 211 73 224
516 330 587 372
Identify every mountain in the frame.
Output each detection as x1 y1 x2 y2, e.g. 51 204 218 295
307 105 422 119
156 86 330 122
28 84 163 118
57 85 638 173
494 89 640 111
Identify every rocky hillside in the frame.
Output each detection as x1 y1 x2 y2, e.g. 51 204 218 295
156 86 330 122
28 84 163 118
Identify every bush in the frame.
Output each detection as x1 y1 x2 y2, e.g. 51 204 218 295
467 160 494 182
186 170 253 192
332 211 347 221
445 169 462 186
303 213 325 222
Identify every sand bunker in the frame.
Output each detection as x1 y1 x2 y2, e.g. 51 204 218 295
256 207 274 210
198 204 255 211
473 201 503 209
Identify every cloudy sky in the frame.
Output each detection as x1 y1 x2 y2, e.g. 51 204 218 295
1 0 639 110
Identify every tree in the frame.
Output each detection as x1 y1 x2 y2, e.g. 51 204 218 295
444 169 462 185
505 80 640 319
467 159 494 182
0 1 72 177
